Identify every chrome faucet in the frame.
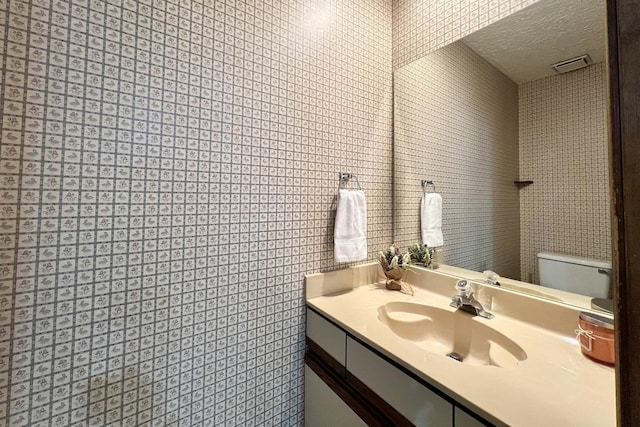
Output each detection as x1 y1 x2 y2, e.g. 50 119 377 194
450 280 494 319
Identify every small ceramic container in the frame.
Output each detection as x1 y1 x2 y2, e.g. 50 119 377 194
577 312 615 365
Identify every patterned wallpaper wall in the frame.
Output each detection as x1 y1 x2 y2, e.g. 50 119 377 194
392 0 541 70
393 41 520 278
519 62 610 284
0 0 392 426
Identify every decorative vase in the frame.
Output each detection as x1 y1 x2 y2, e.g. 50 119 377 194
383 268 405 291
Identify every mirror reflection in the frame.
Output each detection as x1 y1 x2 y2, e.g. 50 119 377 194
393 0 610 309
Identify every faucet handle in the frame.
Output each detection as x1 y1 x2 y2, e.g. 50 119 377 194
483 270 500 286
455 279 472 298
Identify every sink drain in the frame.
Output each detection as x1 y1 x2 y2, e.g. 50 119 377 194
446 352 463 362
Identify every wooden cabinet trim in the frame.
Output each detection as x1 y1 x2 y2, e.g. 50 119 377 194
306 336 346 378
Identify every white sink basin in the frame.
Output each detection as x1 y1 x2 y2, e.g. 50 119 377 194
378 301 527 368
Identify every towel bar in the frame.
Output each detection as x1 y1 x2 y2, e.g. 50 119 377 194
338 172 362 190
422 179 436 193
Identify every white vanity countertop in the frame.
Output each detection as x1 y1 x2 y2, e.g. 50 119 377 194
305 263 616 427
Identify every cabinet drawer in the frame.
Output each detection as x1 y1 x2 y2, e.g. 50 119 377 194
307 308 346 366
346 337 453 426
305 365 367 427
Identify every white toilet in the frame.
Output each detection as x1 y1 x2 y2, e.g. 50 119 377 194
537 252 611 298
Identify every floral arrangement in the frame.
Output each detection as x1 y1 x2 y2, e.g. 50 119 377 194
408 243 435 267
378 245 412 271
378 245 413 294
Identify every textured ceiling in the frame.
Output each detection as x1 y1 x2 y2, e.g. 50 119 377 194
463 0 606 85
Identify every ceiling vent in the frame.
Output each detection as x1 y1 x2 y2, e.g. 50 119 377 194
551 54 593 74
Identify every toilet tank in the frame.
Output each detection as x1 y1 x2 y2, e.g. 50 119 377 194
537 252 611 298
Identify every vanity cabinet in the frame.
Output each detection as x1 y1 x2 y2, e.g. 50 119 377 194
305 308 492 427
306 309 346 366
346 337 452 426
305 365 367 427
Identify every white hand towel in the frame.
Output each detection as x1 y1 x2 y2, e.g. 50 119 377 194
421 193 443 247
334 189 368 263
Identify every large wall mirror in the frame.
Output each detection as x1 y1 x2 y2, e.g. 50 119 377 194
393 0 610 308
